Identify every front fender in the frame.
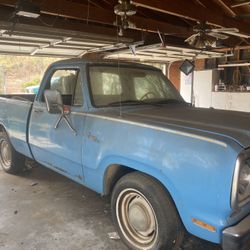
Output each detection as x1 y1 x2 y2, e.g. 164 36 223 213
82 115 243 243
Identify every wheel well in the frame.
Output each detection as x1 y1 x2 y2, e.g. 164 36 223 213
104 164 135 195
104 167 186 232
104 165 172 200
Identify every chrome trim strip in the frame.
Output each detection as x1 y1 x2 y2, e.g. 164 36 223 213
231 148 250 209
71 112 227 148
231 157 241 209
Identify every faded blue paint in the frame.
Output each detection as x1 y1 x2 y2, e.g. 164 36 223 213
0 97 33 158
28 103 85 182
0 59 249 245
81 112 243 243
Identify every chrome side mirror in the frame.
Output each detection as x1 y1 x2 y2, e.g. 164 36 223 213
44 89 63 114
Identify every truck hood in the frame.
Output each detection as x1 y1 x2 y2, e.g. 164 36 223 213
122 105 250 148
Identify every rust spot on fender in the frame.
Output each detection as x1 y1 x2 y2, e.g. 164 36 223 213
87 132 100 143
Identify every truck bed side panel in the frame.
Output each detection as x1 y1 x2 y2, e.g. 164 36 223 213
0 97 33 158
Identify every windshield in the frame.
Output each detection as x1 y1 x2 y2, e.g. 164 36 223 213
88 65 184 107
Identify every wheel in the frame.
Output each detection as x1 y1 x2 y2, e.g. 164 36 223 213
0 131 25 174
111 172 184 250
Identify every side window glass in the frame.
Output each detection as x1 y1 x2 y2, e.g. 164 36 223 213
73 73 83 106
48 69 78 106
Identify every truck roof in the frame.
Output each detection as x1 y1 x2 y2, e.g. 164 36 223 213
49 58 161 71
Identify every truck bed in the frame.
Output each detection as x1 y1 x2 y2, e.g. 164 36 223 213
0 94 36 102
0 94 34 159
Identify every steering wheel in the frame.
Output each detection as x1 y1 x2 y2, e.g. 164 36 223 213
140 91 156 101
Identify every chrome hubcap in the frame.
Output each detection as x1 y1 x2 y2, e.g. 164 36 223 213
116 188 158 249
0 140 11 168
128 196 156 235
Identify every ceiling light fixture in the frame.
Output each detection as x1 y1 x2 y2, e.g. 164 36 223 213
114 0 136 36
16 0 41 18
114 0 136 16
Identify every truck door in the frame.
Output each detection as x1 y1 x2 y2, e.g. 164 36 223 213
29 67 85 183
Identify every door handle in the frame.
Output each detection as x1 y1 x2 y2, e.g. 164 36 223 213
34 108 44 114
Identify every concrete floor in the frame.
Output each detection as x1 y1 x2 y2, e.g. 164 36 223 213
0 162 221 250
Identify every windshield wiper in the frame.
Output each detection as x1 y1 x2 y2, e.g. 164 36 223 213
107 100 162 107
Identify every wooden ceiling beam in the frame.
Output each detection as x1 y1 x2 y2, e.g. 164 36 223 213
0 0 192 36
193 0 240 17
0 7 135 42
0 6 187 48
131 0 250 35
215 45 250 51
195 0 220 10
231 1 250 8
212 0 236 17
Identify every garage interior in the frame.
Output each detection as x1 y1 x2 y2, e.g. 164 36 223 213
0 0 250 249
0 0 250 110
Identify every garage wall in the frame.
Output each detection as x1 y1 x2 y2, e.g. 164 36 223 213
168 62 182 91
168 59 205 91
189 69 250 112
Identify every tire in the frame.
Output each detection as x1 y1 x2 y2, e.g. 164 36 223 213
111 172 184 250
0 131 25 174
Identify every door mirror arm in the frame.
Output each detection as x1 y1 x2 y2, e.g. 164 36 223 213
44 90 77 135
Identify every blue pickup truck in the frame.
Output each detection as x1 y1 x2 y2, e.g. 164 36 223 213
0 59 250 250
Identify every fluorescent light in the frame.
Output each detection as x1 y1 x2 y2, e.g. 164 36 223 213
16 10 40 18
16 1 40 18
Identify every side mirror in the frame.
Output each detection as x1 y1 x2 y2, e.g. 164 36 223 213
44 89 63 114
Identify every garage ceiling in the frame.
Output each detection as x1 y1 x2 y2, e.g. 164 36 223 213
0 0 249 62
0 21 133 57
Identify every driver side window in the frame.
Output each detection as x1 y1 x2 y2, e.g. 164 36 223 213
46 69 83 106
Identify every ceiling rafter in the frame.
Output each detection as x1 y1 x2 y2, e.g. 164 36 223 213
0 0 249 52
0 7 135 42
194 0 219 10
212 0 236 17
0 6 189 49
193 0 241 18
231 1 250 8
131 0 250 35
0 0 192 36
